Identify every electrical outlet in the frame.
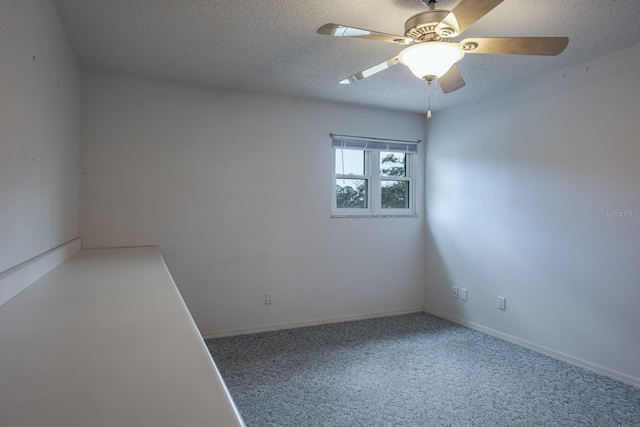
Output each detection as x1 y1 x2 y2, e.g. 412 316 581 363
498 296 506 310
461 288 468 301
452 287 459 299
265 292 273 305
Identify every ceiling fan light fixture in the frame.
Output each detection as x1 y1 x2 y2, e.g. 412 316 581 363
398 42 465 80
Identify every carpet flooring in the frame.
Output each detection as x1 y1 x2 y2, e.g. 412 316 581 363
206 313 640 426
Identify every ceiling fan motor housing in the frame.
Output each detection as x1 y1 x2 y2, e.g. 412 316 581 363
404 10 459 41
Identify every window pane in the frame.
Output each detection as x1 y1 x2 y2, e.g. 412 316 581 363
379 152 406 177
335 149 366 176
381 180 409 209
336 179 368 209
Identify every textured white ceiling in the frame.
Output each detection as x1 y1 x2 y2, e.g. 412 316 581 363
51 0 640 113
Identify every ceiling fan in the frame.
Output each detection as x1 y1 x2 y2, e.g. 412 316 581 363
317 0 569 96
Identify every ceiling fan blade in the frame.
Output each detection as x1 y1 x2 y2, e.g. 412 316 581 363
448 0 504 35
339 57 400 84
438 64 466 94
317 23 413 45
460 37 569 56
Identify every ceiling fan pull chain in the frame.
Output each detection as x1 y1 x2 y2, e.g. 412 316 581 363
427 81 432 120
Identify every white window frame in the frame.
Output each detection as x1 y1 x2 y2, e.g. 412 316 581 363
331 135 417 218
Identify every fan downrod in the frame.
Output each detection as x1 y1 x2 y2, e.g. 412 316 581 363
421 0 438 10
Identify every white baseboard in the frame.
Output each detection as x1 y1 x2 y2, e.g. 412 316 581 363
0 238 82 307
202 307 424 339
424 308 640 389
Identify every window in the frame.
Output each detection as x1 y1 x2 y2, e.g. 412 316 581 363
332 135 417 216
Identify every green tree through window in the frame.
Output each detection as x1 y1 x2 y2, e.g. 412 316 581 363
380 153 409 209
336 180 367 209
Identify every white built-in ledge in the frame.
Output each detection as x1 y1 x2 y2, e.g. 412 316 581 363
0 247 245 427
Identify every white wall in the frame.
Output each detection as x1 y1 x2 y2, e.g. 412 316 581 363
425 43 640 384
0 0 81 274
80 72 426 335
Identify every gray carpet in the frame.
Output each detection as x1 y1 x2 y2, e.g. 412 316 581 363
206 313 640 426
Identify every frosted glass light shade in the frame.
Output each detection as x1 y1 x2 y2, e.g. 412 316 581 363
398 42 465 80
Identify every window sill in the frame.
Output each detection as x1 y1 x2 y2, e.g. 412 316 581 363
331 214 418 218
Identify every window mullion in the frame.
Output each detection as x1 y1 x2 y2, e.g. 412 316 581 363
365 151 375 213
371 151 380 213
